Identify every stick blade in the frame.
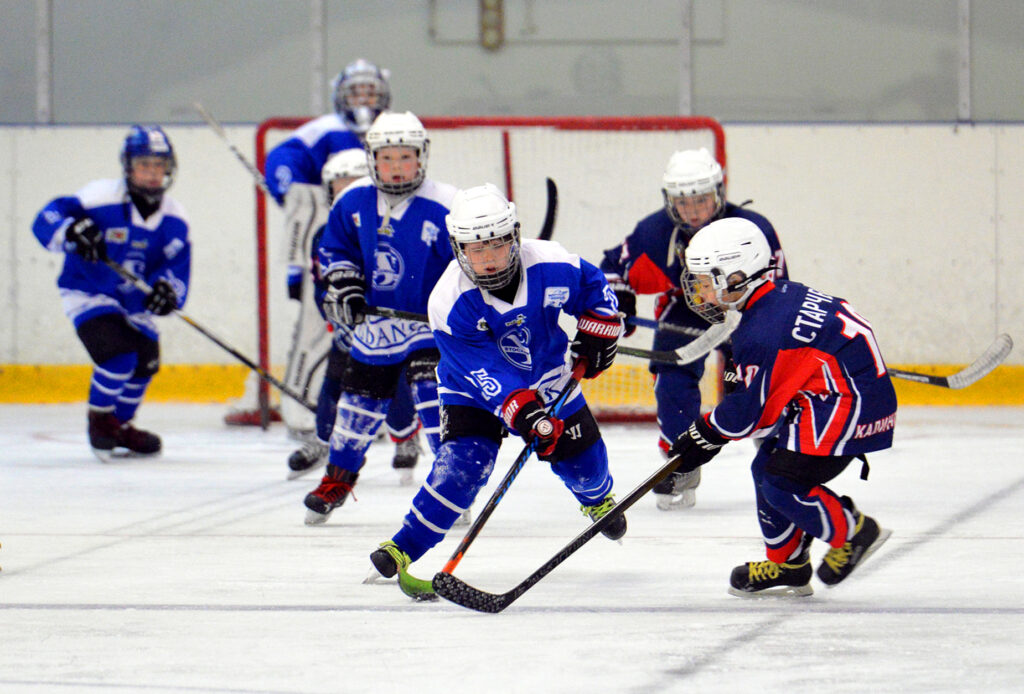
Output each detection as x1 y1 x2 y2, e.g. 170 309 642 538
432 572 510 613
946 333 1013 389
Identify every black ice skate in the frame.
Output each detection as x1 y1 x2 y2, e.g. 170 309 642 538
581 494 627 541
286 439 328 480
303 465 359 525
653 468 700 510
729 538 814 598
390 433 420 486
817 497 891 587
89 410 161 462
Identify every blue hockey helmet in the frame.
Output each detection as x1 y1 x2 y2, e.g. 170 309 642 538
331 59 391 135
120 125 176 199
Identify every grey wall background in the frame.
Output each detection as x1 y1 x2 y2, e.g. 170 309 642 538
2 0 1024 125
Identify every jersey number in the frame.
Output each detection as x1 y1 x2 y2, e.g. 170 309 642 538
837 301 886 376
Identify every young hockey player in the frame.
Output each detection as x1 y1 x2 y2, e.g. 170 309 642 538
302 111 457 524
286 148 422 482
225 58 390 436
600 147 787 510
666 217 894 597
31 125 190 462
368 183 626 588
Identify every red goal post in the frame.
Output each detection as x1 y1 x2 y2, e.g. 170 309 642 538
254 115 726 422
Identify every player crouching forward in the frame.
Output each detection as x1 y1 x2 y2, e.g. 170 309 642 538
665 217 895 597
369 184 626 583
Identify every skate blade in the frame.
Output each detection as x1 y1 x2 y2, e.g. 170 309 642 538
303 509 330 526
728 584 814 599
452 509 472 527
822 527 893 589
91 447 160 463
655 489 696 510
397 469 414 486
362 567 397 585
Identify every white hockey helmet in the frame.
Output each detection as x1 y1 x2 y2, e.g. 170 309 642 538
365 111 429 196
331 58 391 134
446 183 522 291
662 148 725 230
682 217 773 322
321 148 369 203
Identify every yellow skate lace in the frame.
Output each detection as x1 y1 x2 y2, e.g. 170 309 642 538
580 495 616 521
378 541 411 572
823 513 865 572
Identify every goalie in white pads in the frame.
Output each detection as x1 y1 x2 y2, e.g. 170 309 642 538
368 184 627 584
226 58 390 434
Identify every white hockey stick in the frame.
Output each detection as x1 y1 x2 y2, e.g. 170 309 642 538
194 101 274 197
887 333 1012 389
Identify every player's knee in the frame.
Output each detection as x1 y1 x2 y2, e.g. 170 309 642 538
429 437 499 494
133 339 160 379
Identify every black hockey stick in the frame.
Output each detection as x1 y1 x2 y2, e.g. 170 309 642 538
103 259 316 412
886 333 1012 389
433 452 684 613
538 178 558 241
438 361 588 577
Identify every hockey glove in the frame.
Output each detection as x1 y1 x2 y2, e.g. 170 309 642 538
722 352 741 395
323 268 366 326
571 311 623 379
144 279 178 316
669 416 729 474
501 389 565 457
609 280 638 337
287 264 303 301
64 216 106 262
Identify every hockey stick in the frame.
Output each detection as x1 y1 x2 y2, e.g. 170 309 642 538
886 333 1012 389
433 452 683 613
193 102 275 197
538 178 558 241
103 259 316 413
439 361 588 577
364 306 721 366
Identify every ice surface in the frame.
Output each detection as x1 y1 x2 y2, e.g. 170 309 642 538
2 403 1023 693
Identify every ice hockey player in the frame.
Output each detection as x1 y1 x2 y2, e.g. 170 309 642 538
302 111 457 524
600 148 787 511
666 217 894 597
31 125 190 462
225 58 390 436
286 148 423 482
368 183 626 592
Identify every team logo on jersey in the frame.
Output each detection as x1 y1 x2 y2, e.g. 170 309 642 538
105 227 128 244
498 325 532 370
543 287 570 308
476 318 490 332
421 221 440 245
372 243 404 290
504 313 526 327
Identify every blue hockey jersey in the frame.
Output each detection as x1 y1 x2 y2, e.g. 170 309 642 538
31 178 191 340
601 203 787 329
318 178 458 365
429 239 619 417
709 280 897 456
264 113 364 205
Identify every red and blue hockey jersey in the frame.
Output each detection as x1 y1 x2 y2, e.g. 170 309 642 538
708 280 897 456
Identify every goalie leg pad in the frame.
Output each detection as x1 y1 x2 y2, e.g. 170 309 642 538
392 436 499 561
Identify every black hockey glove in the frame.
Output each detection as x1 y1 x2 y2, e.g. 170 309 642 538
609 280 638 337
144 279 178 316
571 311 622 379
64 216 106 262
501 389 564 457
722 352 741 395
669 416 729 474
287 264 303 301
323 268 366 326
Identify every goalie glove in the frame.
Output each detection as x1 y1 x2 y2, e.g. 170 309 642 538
570 311 622 379
668 416 729 474
322 268 366 326
144 279 178 316
64 216 106 262
501 389 564 457
286 264 304 301
609 279 637 337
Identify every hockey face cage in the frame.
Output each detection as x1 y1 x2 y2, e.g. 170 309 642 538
682 264 773 324
120 125 176 197
365 113 429 196
451 224 522 291
332 59 391 134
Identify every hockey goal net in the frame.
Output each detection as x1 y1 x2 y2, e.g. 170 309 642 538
254 116 726 422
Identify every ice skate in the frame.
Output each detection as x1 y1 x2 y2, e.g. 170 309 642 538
729 537 814 598
116 420 162 457
286 439 328 480
391 433 420 486
368 540 437 601
817 497 891 587
654 468 700 510
303 465 358 525
89 410 160 462
581 494 627 541
452 508 472 527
